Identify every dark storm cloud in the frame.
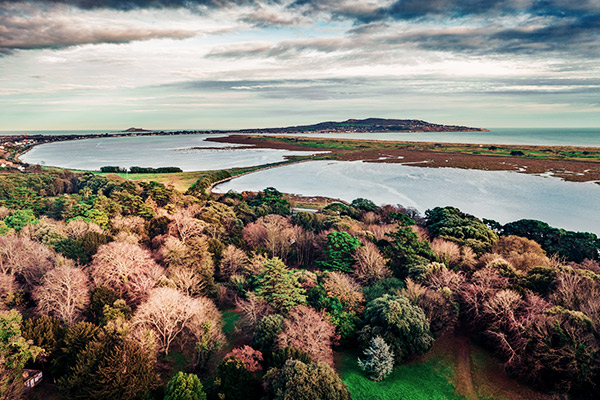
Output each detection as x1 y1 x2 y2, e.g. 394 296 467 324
289 0 600 22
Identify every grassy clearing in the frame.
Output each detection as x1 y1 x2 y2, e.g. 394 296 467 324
337 348 463 400
95 171 205 192
337 336 552 400
221 310 240 337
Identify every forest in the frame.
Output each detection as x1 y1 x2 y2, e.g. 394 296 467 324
1 169 599 400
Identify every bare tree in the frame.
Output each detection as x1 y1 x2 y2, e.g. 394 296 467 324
431 238 461 267
235 293 273 333
90 241 164 306
0 236 55 289
64 218 103 239
276 305 337 366
33 266 90 325
133 287 223 356
323 272 364 313
169 207 204 242
352 241 391 284
219 245 249 280
243 215 295 261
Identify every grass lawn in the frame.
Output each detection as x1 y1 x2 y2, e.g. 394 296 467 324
337 348 464 400
338 335 552 400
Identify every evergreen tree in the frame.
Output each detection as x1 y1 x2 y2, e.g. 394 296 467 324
266 359 351 400
213 357 260 400
0 310 42 400
358 336 394 381
359 294 433 362
164 372 206 400
318 231 361 273
255 258 306 312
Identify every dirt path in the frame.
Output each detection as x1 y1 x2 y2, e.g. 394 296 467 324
454 336 479 400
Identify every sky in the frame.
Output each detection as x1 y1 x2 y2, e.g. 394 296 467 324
0 0 599 130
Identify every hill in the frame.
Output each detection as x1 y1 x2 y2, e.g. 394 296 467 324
233 118 488 133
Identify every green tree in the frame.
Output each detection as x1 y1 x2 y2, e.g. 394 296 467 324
358 336 394 381
213 357 260 400
0 310 42 400
318 231 362 273
164 372 206 400
252 314 285 356
503 219 600 262
266 359 350 400
425 206 498 254
255 258 306 312
381 227 435 276
87 286 120 324
21 315 64 368
3 209 38 232
359 294 433 362
57 333 156 400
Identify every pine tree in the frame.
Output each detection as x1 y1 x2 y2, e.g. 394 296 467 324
164 372 206 400
255 258 306 312
358 336 394 381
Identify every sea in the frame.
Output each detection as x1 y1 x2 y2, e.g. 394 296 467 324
3 127 600 147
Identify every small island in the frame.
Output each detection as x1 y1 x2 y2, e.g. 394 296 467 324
121 127 152 133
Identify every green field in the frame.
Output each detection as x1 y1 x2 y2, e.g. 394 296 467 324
338 348 463 400
338 336 550 400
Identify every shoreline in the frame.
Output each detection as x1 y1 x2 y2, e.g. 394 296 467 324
5 131 600 186
207 135 600 184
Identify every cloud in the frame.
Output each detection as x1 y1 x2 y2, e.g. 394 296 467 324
0 13 198 54
0 0 254 11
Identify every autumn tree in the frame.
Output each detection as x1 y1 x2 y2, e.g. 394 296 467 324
160 236 216 298
275 305 337 366
90 241 164 306
224 345 263 372
359 294 433 362
34 266 90 325
243 215 295 261
491 235 549 272
358 336 394 381
255 258 306 312
430 238 461 267
164 372 206 400
323 272 364 313
169 208 204 242
235 294 273 334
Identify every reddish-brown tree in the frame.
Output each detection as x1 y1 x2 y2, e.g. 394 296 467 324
224 345 263 372
275 305 337 366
